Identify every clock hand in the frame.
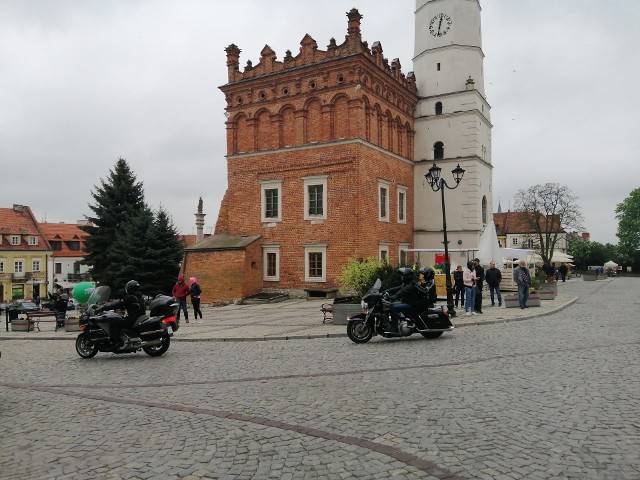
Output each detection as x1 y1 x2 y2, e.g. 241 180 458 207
438 17 443 34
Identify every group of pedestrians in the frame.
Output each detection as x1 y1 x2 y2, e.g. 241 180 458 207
171 275 203 323
453 257 535 313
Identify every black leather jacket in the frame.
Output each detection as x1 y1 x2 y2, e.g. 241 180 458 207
103 292 146 323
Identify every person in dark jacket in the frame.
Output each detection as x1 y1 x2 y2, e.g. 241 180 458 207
558 263 569 282
97 280 146 345
172 275 190 322
485 261 503 307
387 268 430 333
189 276 203 322
452 265 465 308
473 258 485 314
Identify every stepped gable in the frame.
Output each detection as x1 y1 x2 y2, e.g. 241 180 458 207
223 8 416 93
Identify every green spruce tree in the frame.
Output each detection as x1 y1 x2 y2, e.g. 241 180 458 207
149 207 184 295
81 158 147 287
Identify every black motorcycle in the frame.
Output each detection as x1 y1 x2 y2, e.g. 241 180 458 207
75 286 179 359
347 278 454 344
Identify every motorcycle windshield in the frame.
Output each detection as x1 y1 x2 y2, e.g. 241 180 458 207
370 278 382 294
85 285 111 306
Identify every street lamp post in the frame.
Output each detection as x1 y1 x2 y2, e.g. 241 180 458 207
425 162 465 317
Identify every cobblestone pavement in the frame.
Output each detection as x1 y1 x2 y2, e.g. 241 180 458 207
1 278 638 479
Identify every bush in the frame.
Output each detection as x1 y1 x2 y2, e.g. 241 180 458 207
337 257 396 297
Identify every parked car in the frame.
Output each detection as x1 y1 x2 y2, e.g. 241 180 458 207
0 302 13 312
14 301 40 313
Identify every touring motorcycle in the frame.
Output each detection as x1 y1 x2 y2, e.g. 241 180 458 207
75 285 179 358
347 279 454 344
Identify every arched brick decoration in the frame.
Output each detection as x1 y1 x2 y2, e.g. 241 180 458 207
280 106 295 147
305 98 322 143
235 114 253 154
256 109 271 151
333 95 349 140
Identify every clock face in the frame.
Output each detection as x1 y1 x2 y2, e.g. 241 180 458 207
429 13 452 37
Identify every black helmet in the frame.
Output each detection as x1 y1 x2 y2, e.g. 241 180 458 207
125 280 140 295
398 267 414 284
419 267 435 282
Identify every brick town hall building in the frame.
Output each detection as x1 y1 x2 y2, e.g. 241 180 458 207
183 0 493 303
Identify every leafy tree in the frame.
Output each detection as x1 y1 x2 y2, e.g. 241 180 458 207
615 188 640 265
81 158 146 286
513 183 584 264
337 257 395 297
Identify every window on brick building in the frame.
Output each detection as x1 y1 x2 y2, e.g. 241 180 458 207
304 245 327 282
378 181 390 222
379 244 389 262
303 176 327 220
397 187 407 224
261 180 282 223
263 246 280 281
399 244 410 266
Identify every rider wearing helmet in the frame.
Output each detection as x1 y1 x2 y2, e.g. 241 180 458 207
387 267 429 334
97 280 146 345
418 267 438 306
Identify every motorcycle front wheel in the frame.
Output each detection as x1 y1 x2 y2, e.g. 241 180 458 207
143 334 170 357
76 333 98 358
347 319 373 344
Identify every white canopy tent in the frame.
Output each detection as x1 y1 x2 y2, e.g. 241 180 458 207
550 251 574 264
604 260 618 270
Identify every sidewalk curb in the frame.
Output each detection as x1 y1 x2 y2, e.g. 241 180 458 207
0 298 578 343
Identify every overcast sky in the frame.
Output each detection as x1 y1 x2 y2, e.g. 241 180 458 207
1 0 638 244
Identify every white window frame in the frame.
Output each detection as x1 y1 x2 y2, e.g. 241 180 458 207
399 243 410 266
378 180 390 222
14 260 24 273
0 260 4 273
263 246 280 281
303 175 328 221
512 237 518 246
304 244 327 283
397 186 407 224
261 180 282 223
32 259 41 272
11 236 20 245
28 236 38 245
379 243 390 262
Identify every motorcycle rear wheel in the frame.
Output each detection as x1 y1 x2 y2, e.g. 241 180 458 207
420 331 443 339
143 334 170 357
347 319 373 344
76 333 99 358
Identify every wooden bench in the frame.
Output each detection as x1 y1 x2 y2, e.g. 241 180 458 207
320 303 333 323
26 310 65 332
304 288 338 300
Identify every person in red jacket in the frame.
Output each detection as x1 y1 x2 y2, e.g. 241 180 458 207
172 275 190 322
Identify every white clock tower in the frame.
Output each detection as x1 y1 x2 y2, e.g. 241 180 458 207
413 0 493 257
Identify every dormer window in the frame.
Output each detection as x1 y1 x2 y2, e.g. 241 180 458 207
11 236 19 245
28 236 37 245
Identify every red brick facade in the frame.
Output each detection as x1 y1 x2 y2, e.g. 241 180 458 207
184 9 418 302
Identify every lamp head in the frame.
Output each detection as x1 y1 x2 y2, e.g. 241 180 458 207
452 164 465 184
426 163 441 187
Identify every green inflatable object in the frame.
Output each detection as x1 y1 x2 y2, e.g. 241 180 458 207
73 282 95 304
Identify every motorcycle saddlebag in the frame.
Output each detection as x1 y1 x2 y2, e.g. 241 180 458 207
135 316 165 340
421 306 453 329
149 295 178 317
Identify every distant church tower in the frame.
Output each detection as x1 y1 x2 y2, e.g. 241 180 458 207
412 0 493 255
